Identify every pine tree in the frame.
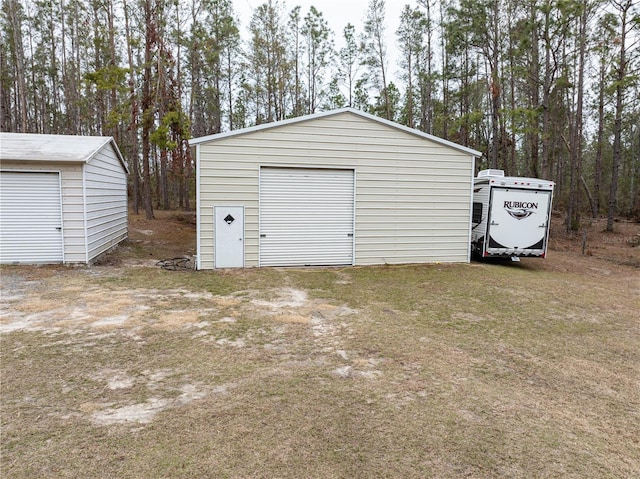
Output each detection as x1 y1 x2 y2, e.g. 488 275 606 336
302 6 334 114
338 23 360 108
362 0 390 120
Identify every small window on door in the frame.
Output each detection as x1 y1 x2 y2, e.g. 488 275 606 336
472 202 483 224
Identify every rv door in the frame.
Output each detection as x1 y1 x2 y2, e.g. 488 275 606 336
486 187 552 255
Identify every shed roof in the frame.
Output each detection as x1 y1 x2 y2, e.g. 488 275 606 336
189 107 482 158
0 132 128 173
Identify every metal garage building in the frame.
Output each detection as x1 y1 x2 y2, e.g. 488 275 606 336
0 133 128 265
190 108 481 270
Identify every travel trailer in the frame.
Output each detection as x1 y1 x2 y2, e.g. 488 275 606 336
471 169 554 259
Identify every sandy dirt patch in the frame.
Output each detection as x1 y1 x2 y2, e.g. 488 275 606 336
1 270 361 428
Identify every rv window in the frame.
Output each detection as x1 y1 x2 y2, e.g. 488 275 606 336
472 203 483 223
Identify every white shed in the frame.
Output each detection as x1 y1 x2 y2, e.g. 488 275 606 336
190 108 481 269
0 132 128 265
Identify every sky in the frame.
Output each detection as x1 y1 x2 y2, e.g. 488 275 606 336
233 0 421 80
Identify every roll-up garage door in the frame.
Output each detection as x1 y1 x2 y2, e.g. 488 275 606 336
0 171 64 264
259 168 354 267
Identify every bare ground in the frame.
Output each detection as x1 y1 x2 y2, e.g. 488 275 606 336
1 210 638 478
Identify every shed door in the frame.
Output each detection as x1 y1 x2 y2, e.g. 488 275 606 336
260 168 354 267
0 171 64 264
215 206 244 268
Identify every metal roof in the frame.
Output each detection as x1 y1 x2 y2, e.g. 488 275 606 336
0 132 128 173
189 107 482 158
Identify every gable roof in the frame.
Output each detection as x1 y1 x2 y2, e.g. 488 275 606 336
189 107 482 157
0 132 129 173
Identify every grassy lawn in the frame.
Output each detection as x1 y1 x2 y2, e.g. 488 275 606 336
2 255 639 478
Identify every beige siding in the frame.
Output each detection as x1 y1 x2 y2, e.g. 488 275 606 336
197 112 474 269
84 144 128 262
1 161 86 263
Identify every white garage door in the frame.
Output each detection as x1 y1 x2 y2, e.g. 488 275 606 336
260 168 354 267
0 171 64 264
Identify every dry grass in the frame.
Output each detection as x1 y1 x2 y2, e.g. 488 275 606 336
1 212 639 478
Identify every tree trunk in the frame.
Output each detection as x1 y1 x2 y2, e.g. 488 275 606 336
439 0 449 139
107 0 118 143
124 2 140 215
567 4 588 232
227 47 234 130
91 3 105 134
488 0 501 170
528 1 540 178
418 0 434 134
141 0 155 220
607 0 631 231
593 52 605 218
7 0 28 131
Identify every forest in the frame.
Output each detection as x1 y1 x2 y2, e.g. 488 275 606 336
1 0 639 231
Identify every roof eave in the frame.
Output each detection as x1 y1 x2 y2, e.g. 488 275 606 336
0 133 130 172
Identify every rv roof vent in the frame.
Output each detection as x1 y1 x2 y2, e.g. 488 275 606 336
478 169 505 178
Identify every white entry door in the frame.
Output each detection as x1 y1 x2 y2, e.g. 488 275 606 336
214 206 244 268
